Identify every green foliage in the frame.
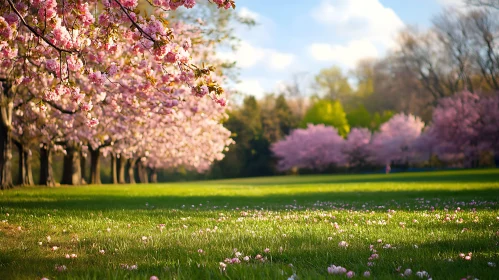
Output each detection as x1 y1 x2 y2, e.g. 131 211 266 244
371 110 395 131
213 96 265 178
1 169 499 279
314 66 353 101
210 95 300 178
351 59 375 99
346 105 372 129
301 99 350 137
346 106 394 132
261 94 299 143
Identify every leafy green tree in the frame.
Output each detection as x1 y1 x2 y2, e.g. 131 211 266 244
211 96 277 178
301 99 350 137
346 105 372 129
351 59 375 99
261 94 299 143
314 67 353 104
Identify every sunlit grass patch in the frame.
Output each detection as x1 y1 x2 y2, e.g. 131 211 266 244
1 169 499 279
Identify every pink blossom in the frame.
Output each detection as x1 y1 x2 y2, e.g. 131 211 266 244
182 39 191 51
216 97 227 107
81 102 93 112
45 59 59 73
338 241 349 248
89 71 106 86
165 51 178 63
4 13 19 26
108 64 118 76
55 265 67 272
0 16 14 40
87 118 99 127
67 55 83 72
327 265 347 275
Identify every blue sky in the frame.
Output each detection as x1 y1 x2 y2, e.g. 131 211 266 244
218 0 464 98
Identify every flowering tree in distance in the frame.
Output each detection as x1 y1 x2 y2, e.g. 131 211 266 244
342 128 372 169
427 91 499 167
370 113 424 166
271 124 345 172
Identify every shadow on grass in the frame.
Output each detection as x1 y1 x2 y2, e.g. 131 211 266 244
2 188 499 211
207 169 499 186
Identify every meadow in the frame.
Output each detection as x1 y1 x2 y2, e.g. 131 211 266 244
1 169 499 280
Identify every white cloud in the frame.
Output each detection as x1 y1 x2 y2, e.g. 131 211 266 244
235 79 266 98
273 80 288 93
217 41 265 68
311 0 404 47
218 41 295 71
308 40 379 68
268 51 295 70
238 7 260 21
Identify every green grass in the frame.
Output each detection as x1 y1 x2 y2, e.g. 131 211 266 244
1 169 499 279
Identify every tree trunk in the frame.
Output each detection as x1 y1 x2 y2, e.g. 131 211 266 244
117 154 126 184
150 168 158 183
137 159 149 184
15 142 34 186
24 148 34 186
111 153 118 184
89 147 101 185
40 145 55 186
127 158 136 184
61 145 82 185
0 81 13 190
80 150 87 184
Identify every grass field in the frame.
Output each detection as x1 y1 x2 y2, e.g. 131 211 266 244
1 169 499 280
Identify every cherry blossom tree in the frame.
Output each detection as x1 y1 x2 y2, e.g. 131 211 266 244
1 1 237 188
370 113 425 166
342 128 373 169
271 124 345 172
427 91 499 167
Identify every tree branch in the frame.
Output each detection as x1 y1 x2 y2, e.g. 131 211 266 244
6 0 76 54
45 100 80 115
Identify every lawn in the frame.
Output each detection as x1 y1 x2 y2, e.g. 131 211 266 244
1 169 499 279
